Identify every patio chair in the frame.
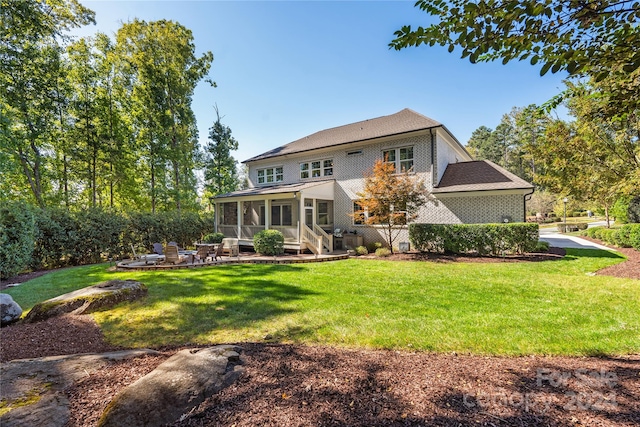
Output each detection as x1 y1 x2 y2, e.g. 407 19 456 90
196 244 211 263
164 244 186 265
153 243 164 255
130 244 142 260
221 238 239 257
213 242 224 261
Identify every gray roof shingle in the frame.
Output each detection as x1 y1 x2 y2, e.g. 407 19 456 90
244 109 443 163
433 160 533 193
214 180 334 199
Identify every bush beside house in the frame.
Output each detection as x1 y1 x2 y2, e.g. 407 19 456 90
253 230 285 256
409 223 539 256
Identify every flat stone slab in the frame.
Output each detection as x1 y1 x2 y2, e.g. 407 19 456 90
0 349 160 427
22 280 147 324
98 345 244 427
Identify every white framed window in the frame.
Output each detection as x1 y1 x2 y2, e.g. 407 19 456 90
300 159 333 179
382 147 414 173
353 201 366 225
257 166 283 185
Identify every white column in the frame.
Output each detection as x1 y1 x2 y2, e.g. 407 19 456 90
265 199 271 230
236 200 242 238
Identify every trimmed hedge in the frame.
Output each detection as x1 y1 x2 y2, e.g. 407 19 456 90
0 201 36 279
253 229 285 256
409 223 539 256
582 224 640 250
28 208 215 270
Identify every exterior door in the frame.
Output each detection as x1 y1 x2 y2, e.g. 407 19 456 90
304 199 314 227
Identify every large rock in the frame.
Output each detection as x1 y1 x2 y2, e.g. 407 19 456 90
0 349 161 427
98 345 244 427
22 279 147 324
0 293 23 326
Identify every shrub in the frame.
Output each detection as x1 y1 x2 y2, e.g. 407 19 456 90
409 223 539 256
70 208 127 265
366 242 383 253
31 208 75 269
534 240 550 252
0 201 36 279
628 224 640 250
253 229 284 256
354 245 368 256
202 232 224 244
375 247 391 257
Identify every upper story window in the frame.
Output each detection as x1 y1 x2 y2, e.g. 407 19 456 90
300 159 333 179
257 166 283 185
382 147 414 173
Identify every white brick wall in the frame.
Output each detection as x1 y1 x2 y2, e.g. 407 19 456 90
245 130 525 249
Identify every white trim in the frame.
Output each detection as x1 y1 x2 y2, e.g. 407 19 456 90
433 188 533 198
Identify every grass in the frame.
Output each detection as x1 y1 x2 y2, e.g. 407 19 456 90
4 249 639 356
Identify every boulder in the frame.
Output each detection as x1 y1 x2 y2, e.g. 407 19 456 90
0 349 161 427
0 294 23 326
98 345 244 427
22 280 147 324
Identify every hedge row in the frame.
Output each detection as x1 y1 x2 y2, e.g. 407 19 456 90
582 224 640 250
409 223 539 256
0 202 215 278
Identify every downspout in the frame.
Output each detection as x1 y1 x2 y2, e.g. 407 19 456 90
430 128 436 187
523 188 535 222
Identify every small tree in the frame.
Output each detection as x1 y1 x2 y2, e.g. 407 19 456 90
354 159 428 253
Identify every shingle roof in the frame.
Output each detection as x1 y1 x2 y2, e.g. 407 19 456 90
244 109 443 163
432 160 533 193
214 180 334 199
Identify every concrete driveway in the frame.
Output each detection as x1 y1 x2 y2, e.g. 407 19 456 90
538 223 615 250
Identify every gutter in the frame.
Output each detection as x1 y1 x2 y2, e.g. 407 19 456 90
523 188 535 222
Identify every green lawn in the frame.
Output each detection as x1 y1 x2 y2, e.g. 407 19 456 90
4 249 639 356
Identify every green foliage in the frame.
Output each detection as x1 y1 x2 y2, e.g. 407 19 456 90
587 224 640 250
204 106 239 197
253 229 284 256
32 208 75 269
611 196 631 223
409 223 539 255
390 1 640 79
202 232 224 244
354 246 369 256
0 201 36 279
374 247 391 257
366 242 383 253
534 240 550 252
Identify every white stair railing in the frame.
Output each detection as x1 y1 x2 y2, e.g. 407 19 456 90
302 224 323 255
313 224 333 253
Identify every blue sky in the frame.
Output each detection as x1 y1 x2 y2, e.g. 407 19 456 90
76 1 568 163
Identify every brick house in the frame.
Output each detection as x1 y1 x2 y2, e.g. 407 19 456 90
213 109 534 253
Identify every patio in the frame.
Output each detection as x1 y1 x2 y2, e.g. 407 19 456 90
116 250 349 270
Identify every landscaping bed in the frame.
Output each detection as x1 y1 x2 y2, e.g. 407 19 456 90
1 318 639 426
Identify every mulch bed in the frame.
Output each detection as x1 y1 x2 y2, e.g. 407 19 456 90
1 243 638 426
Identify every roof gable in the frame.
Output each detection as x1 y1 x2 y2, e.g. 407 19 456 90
244 109 442 163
